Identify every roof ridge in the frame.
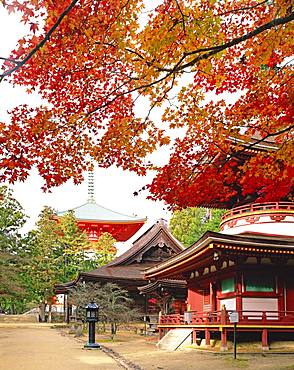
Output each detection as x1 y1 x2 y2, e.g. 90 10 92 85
107 221 184 266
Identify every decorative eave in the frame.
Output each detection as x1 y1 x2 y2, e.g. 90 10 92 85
55 201 146 242
138 279 187 294
55 264 150 294
228 135 279 153
144 231 294 279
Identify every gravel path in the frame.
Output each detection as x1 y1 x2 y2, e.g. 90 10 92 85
0 325 120 370
1 325 294 370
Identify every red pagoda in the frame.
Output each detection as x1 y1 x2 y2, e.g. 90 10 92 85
56 171 146 242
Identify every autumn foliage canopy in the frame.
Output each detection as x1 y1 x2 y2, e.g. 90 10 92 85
0 0 293 208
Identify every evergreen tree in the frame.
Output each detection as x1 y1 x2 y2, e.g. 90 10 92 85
58 211 89 281
91 232 117 267
169 208 225 247
24 207 63 320
0 186 28 313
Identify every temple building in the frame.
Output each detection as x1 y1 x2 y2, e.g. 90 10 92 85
56 219 187 319
144 136 294 350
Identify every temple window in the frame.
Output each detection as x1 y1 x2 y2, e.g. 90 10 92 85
245 275 274 292
221 277 235 293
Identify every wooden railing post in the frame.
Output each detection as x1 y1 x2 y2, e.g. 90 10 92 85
221 305 227 325
262 311 267 323
159 328 163 340
205 328 211 347
158 310 162 325
262 329 269 351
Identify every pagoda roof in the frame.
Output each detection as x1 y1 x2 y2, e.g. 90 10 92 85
57 201 146 224
145 231 294 280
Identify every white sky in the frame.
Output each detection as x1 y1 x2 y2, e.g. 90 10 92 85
0 5 171 241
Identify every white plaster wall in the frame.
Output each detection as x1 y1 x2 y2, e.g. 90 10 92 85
242 297 278 319
222 215 294 236
219 298 236 311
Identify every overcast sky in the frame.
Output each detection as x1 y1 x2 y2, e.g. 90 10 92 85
0 5 171 239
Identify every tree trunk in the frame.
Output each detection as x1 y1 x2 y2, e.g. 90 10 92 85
48 304 52 323
111 323 117 340
39 303 47 322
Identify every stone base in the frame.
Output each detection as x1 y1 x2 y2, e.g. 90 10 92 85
220 346 228 352
84 343 101 349
262 346 269 351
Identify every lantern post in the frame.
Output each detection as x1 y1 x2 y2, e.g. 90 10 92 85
84 302 100 349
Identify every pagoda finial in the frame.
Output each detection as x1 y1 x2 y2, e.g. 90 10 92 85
87 169 95 203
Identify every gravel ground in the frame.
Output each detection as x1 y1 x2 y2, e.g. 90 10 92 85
98 332 294 370
0 325 120 370
1 324 294 370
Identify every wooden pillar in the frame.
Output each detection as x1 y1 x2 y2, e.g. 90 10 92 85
221 328 228 351
236 274 242 313
192 329 197 344
205 328 211 346
211 283 217 312
159 328 163 340
210 283 214 312
262 329 269 351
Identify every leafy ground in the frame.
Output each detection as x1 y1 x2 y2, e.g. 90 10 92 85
80 331 294 370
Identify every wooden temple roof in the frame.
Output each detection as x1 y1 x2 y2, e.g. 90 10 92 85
145 231 294 280
55 220 185 293
107 219 185 266
190 135 292 209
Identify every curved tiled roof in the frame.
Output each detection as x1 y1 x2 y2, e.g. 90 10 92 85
145 231 294 279
57 201 146 223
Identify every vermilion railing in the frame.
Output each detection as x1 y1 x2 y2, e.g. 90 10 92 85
159 310 294 326
221 202 294 222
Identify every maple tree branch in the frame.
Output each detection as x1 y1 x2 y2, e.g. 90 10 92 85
142 73 177 126
103 0 131 35
93 12 294 115
173 0 187 33
158 12 294 73
217 0 268 16
228 125 294 164
0 0 80 82
0 57 21 65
